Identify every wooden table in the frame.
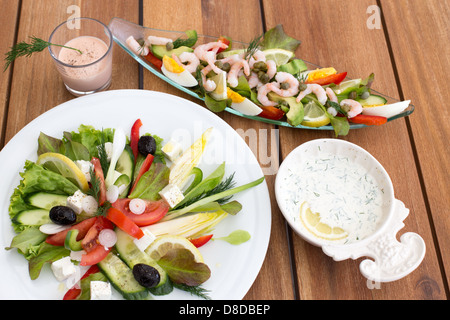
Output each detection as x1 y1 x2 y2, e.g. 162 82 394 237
1 0 448 300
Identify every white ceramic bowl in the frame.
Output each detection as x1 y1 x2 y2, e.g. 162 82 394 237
275 139 425 282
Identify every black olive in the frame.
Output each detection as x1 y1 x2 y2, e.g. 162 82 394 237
132 264 160 288
49 206 77 225
138 135 156 156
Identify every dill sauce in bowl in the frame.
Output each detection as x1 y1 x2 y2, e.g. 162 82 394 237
275 139 425 282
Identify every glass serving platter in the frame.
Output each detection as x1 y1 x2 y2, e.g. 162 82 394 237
108 17 414 130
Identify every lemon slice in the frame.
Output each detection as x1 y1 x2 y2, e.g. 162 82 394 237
263 48 295 66
145 234 204 263
301 101 331 127
169 127 212 189
299 201 348 241
36 153 89 192
220 49 245 58
209 71 227 100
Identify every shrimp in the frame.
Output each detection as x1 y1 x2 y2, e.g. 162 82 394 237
257 83 279 107
296 83 327 105
271 72 300 97
248 72 261 89
145 35 173 46
178 51 200 73
340 99 363 118
326 87 338 103
126 36 149 56
266 60 277 79
194 41 228 61
227 59 250 87
203 79 217 92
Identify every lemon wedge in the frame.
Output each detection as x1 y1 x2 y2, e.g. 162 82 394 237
169 128 212 189
299 201 348 241
263 48 295 66
36 153 89 192
210 71 228 100
145 234 204 263
301 101 331 127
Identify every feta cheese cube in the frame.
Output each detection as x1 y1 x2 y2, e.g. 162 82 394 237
66 190 87 214
90 281 112 300
161 138 183 162
51 256 77 282
75 160 93 182
133 229 156 252
158 183 184 208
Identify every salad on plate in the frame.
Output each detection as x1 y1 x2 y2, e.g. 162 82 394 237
6 119 264 300
123 24 411 136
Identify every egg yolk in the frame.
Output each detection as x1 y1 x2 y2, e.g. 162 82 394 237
162 55 185 73
307 67 337 81
227 88 245 103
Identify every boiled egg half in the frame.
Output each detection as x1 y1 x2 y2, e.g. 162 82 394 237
161 55 198 87
227 88 262 116
362 100 410 118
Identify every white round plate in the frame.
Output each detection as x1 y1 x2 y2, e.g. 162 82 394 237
0 89 271 300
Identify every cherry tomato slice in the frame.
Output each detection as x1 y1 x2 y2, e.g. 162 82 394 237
112 199 169 226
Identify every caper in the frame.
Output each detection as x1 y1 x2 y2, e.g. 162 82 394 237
254 61 267 72
360 91 370 100
280 82 290 90
206 70 216 78
165 42 174 51
259 73 270 84
298 83 308 92
214 60 223 69
216 52 224 60
222 62 231 72
348 91 357 100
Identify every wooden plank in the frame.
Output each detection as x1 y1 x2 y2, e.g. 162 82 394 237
3 0 139 145
262 0 445 299
0 0 20 148
142 0 295 300
381 0 450 290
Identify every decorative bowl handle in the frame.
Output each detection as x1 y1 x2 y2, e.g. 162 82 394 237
322 199 426 282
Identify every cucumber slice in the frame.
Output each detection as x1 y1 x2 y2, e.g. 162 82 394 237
114 228 172 295
115 145 134 180
13 209 51 226
97 252 149 300
64 229 82 251
114 174 131 198
357 94 388 106
27 192 68 210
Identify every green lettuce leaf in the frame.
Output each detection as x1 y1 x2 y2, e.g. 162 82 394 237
129 162 170 200
28 242 70 280
5 227 47 259
260 24 301 52
68 125 114 159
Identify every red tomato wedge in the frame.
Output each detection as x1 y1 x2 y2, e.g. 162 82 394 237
130 119 143 163
45 217 97 246
81 216 113 252
80 244 111 266
129 153 154 194
63 265 100 300
349 114 387 126
258 106 285 120
306 72 347 86
111 198 169 226
90 157 106 206
190 234 213 248
106 207 144 239
216 36 230 53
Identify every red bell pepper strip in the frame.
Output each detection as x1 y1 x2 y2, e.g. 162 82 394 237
216 36 231 53
190 234 213 248
306 72 347 86
63 265 100 300
106 207 144 239
90 157 107 206
129 153 154 194
258 106 285 121
112 198 169 226
46 217 97 246
349 114 387 126
130 119 143 163
144 51 163 70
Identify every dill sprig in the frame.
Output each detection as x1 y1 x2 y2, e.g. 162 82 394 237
87 167 101 201
244 34 263 61
97 130 109 175
177 172 237 209
3 36 82 72
173 283 211 300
